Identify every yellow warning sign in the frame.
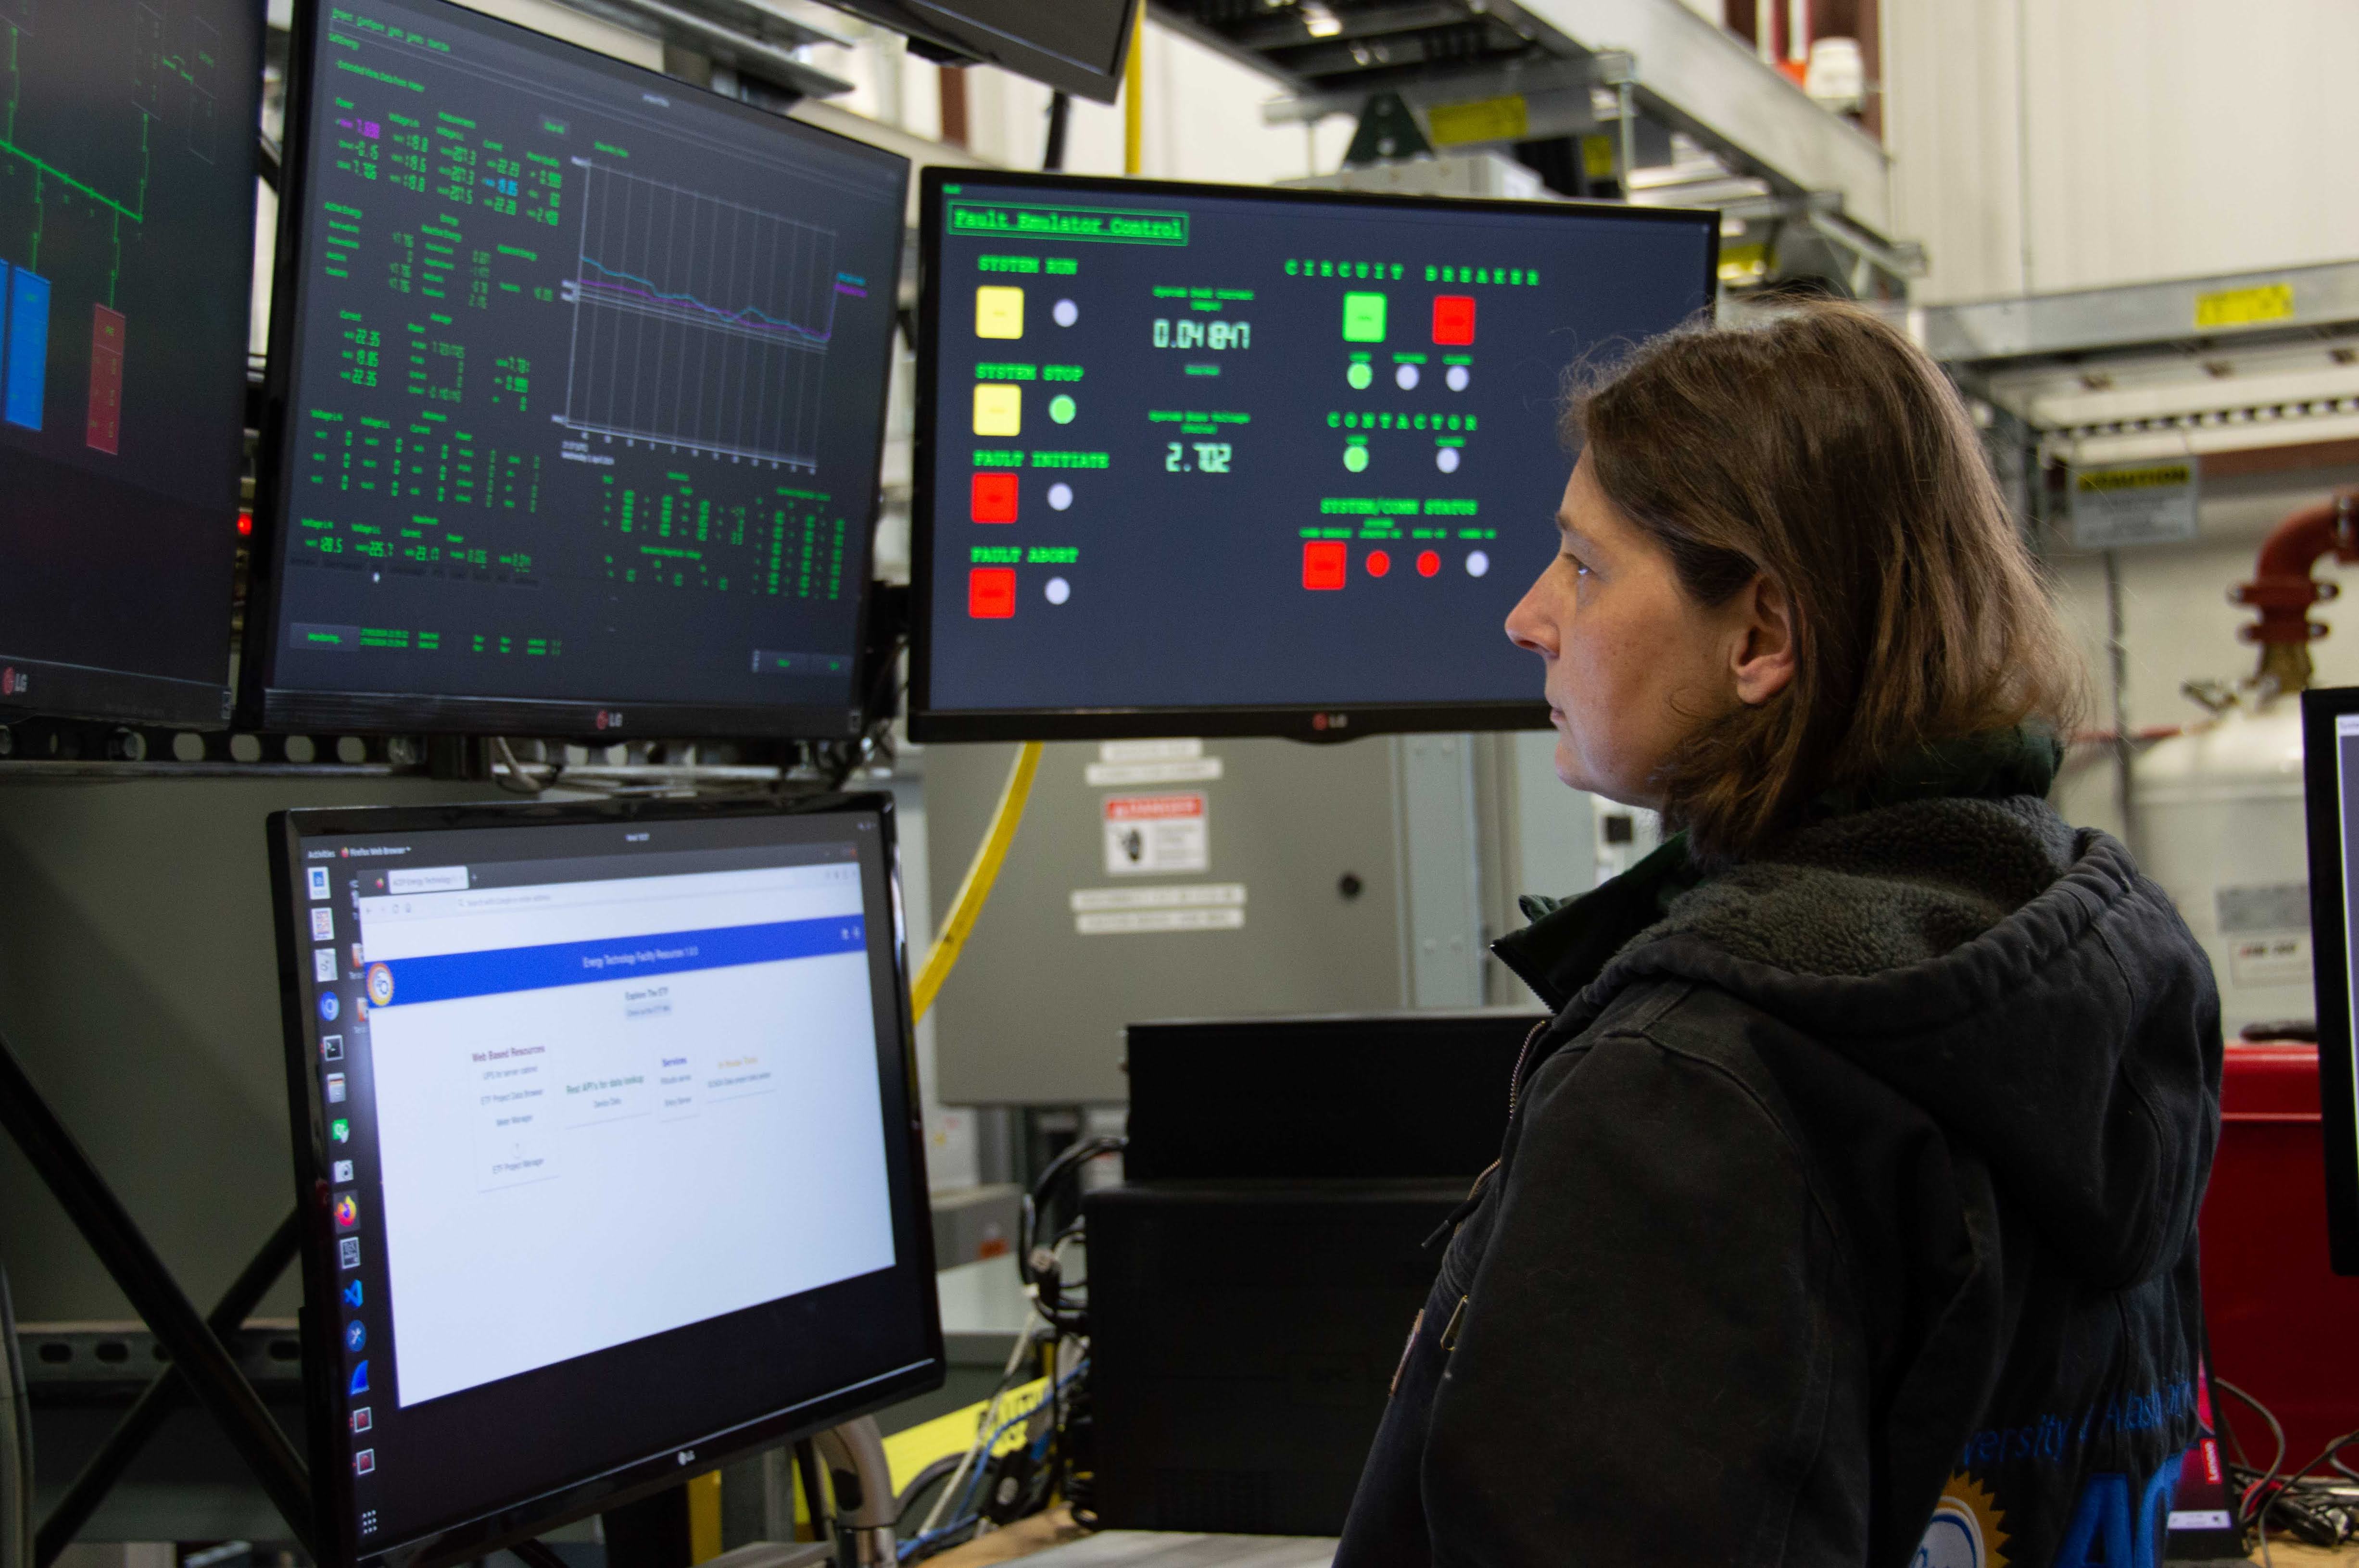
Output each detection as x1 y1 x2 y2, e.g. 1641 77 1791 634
1426 95 1529 147
2193 282 2294 330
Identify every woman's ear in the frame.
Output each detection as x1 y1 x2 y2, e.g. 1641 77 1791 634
1731 574 1796 707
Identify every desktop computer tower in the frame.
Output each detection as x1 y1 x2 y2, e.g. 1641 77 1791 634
1082 1180 1462 1536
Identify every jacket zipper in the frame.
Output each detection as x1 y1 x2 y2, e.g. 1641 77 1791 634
1507 1017 1551 1117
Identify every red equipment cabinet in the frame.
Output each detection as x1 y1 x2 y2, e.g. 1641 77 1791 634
2198 1040 2359 1467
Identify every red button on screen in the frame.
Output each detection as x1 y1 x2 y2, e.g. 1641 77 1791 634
968 567 1017 618
1416 550 1441 577
1432 295 1476 345
1302 540 1348 590
1366 550 1392 577
971 472 1019 523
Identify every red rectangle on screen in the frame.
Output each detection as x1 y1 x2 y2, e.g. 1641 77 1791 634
971 471 1019 523
1432 295 1476 346
1302 540 1348 590
85 305 125 455
969 567 1017 618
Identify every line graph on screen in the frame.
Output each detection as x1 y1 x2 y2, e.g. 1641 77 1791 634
558 160 840 469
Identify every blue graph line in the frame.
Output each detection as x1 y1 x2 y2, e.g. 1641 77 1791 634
575 255 832 344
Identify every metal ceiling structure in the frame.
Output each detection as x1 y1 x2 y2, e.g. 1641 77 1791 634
1148 0 1921 297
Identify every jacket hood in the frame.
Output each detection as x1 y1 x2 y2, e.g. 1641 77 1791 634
1495 773 2222 1292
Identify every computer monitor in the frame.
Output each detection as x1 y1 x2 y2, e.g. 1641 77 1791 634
267 795 940 1568
2302 686 2359 1274
0 0 261 726
247 0 908 739
906 170 1717 743
819 0 1139 103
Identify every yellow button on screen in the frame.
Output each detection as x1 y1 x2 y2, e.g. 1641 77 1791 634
975 285 1024 340
973 383 1022 437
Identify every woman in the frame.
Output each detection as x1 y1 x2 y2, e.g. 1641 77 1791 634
1337 301 2219 1567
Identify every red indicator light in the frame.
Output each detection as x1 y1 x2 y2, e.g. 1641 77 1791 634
1432 295 1476 345
1366 550 1392 577
1416 550 1440 577
970 472 1019 523
968 567 1017 618
1302 540 1348 590
237 512 253 536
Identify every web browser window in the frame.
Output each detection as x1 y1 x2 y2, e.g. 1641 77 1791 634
276 803 935 1568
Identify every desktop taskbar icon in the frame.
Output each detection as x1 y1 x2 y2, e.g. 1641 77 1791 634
333 1192 362 1231
366 963 395 1007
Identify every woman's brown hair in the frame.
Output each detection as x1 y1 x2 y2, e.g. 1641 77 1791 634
1565 299 2083 860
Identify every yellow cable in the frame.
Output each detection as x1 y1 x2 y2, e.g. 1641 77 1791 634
911 741 1042 1021
1123 5 1144 175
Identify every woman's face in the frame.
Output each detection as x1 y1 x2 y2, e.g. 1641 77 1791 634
1504 453 1791 807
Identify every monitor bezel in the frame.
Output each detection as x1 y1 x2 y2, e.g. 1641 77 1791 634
242 0 910 741
267 791 944 1568
0 0 263 731
2301 686 2359 1274
904 167 1719 745
816 0 1141 104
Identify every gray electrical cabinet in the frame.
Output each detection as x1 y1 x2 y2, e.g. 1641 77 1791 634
927 737 1425 1104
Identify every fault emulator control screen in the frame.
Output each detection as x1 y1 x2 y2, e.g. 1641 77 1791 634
261 0 906 730
913 172 1716 729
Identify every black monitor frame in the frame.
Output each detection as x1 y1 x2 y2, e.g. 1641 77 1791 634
2301 685 2359 1273
0 0 263 730
266 791 942 1568
905 167 1718 745
820 0 1140 103
242 0 907 741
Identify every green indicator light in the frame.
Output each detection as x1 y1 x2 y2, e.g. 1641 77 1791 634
1049 394 1078 424
1346 362 1373 390
1344 445 1370 474
1342 292 1387 343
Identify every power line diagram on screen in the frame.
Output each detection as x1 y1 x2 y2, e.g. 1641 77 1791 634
559 160 840 470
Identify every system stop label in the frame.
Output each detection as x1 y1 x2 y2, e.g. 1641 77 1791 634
1103 792 1208 876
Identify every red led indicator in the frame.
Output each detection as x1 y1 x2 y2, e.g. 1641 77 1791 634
1366 550 1392 578
1432 295 1476 345
970 472 1019 523
1302 540 1348 590
1416 550 1441 577
237 512 253 537
968 567 1017 618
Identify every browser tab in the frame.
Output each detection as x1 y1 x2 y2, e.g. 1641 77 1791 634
387 866 469 895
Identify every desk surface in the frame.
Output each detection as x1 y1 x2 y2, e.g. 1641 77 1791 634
927 1514 1336 1568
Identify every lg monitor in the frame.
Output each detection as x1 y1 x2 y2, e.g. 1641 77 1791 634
247 0 908 739
819 0 1139 103
2302 685 2359 1273
906 170 1718 743
267 795 940 1567
0 0 261 725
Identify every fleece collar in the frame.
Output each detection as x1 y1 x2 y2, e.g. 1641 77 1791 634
1492 728 2065 1012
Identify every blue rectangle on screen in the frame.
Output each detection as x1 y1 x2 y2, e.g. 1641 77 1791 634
4 266 50 431
0 263 10 385
375 916 865 1007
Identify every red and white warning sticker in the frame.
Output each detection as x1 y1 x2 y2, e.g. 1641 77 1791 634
1103 791 1209 876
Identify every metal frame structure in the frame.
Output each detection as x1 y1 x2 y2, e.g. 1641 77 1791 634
1148 0 1920 297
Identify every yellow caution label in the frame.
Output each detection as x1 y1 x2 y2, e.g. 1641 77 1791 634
2075 461 2192 493
2194 281 2294 330
1718 241 1770 285
1426 94 1529 147
1581 134 1616 179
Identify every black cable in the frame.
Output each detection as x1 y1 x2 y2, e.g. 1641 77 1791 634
1042 91 1071 171
2216 1378 2289 1559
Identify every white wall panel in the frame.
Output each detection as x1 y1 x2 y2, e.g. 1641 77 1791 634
1888 0 2359 304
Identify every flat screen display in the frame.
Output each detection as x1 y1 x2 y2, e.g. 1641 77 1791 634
0 0 260 725
2303 689 2359 1274
269 796 939 1568
249 0 908 738
907 171 1717 743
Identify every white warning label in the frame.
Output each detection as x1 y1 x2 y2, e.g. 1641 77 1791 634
1103 791 1209 876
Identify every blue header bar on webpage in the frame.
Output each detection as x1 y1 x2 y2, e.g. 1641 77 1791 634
374 917 865 1007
